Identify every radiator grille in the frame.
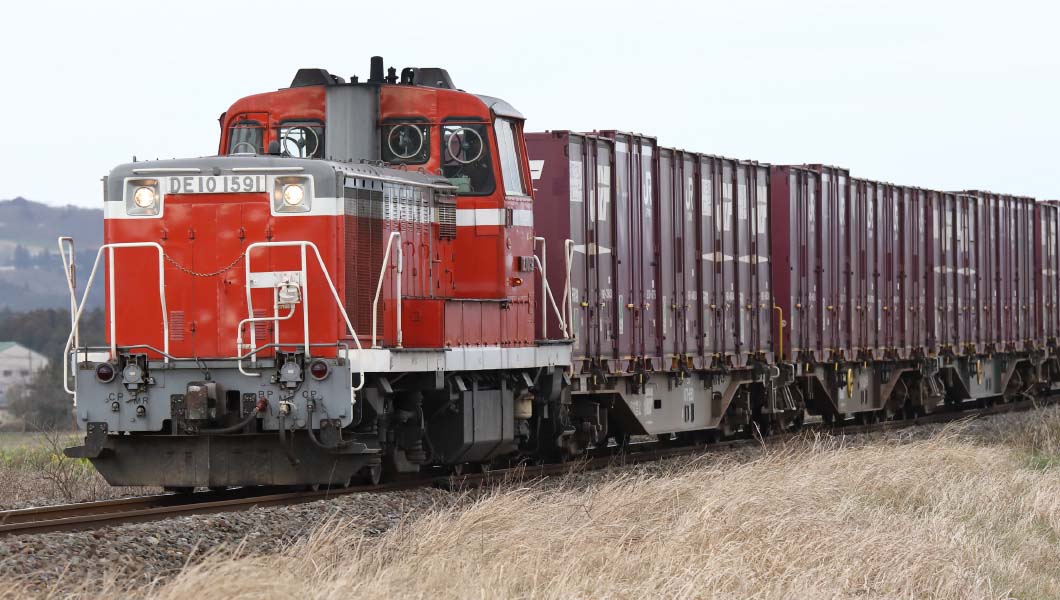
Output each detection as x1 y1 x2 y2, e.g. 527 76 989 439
169 311 185 341
253 309 269 341
436 194 456 239
345 186 385 335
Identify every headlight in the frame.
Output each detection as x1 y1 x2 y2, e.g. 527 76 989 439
282 184 305 206
272 175 313 213
124 178 162 216
133 186 157 208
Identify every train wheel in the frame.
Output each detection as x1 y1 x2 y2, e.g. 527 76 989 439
358 464 383 486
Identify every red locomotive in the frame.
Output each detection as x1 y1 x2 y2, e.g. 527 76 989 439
60 57 1060 489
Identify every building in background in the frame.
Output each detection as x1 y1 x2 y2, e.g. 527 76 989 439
0 342 48 411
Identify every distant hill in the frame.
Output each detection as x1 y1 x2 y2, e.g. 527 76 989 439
0 197 102 251
0 198 103 311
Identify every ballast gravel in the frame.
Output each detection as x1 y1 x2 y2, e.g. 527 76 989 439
0 407 1048 591
0 487 461 591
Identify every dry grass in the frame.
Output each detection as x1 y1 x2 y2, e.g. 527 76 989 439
0 431 156 508
10 407 1060 599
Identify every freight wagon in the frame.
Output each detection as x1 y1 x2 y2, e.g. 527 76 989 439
530 134 1060 439
530 130 793 438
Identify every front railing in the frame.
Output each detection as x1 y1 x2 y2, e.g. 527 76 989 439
57 232 576 398
58 237 366 397
61 241 170 395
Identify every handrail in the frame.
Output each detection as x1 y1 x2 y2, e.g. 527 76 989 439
563 239 575 338
236 305 297 376
60 238 366 396
371 231 403 348
242 241 365 391
533 237 548 338
532 255 568 338
57 237 78 349
773 304 785 361
57 237 78 400
61 242 169 395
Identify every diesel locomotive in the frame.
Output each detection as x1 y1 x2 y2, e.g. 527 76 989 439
60 57 1060 489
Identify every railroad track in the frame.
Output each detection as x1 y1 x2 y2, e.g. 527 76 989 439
1 395 1052 537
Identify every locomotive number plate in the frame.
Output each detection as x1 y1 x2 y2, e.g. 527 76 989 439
165 175 266 195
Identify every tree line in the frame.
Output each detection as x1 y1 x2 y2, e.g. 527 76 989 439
0 308 105 429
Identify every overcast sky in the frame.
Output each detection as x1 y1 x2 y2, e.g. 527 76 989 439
2 0 1058 207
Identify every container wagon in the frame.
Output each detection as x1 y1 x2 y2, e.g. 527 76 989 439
529 130 795 439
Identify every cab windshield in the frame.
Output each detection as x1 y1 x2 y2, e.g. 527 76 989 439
277 121 325 158
442 121 494 195
227 120 264 154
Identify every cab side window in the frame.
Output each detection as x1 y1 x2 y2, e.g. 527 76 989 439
494 118 527 196
442 122 494 195
382 120 430 165
277 121 325 159
227 120 264 154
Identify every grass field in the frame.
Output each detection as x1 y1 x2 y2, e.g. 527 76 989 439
5 407 1060 599
146 418 1060 600
0 430 154 509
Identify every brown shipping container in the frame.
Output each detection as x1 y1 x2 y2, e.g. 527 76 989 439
973 194 998 351
697 156 772 366
816 166 852 357
588 138 616 359
1015 196 1035 346
1036 201 1060 343
598 132 659 362
656 147 678 361
738 160 773 363
850 179 879 353
875 182 902 356
774 171 937 362
967 192 1036 350
847 176 871 354
927 190 991 356
526 131 588 360
647 146 774 367
659 149 703 362
771 166 820 361
899 187 928 358
528 130 771 371
926 192 967 353
772 166 854 361
526 132 622 364
956 194 976 353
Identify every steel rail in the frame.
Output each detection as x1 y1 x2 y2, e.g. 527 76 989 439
0 394 1052 537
